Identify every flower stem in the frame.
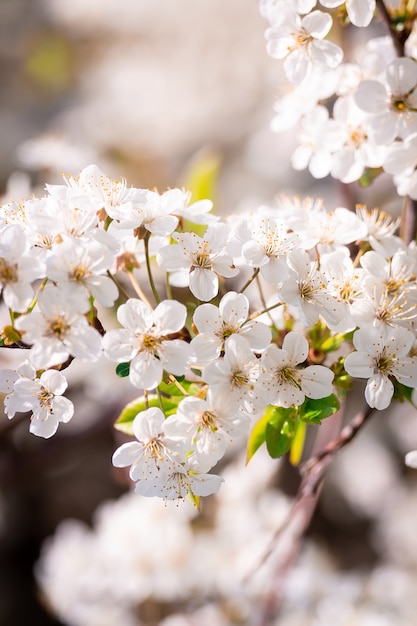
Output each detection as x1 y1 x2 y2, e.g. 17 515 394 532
128 271 153 309
144 233 161 305
239 268 260 293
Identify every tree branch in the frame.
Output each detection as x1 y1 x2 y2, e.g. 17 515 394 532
376 0 406 56
250 404 375 626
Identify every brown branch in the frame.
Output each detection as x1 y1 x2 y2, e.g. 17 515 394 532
376 0 406 56
249 404 375 626
400 196 417 244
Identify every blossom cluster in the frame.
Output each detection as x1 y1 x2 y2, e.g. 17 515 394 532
261 0 417 197
0 159 416 502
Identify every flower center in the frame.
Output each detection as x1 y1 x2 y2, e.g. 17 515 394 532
140 332 161 355
199 410 218 431
47 316 70 339
275 366 300 388
36 386 54 411
293 29 312 49
71 264 91 282
349 126 367 148
144 438 165 464
374 352 393 375
392 97 407 111
0 258 18 284
231 370 250 388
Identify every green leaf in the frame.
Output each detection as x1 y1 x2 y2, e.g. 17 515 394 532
392 382 416 405
182 148 221 204
114 394 179 435
299 394 340 425
266 410 298 459
246 407 273 463
158 378 200 398
358 167 383 187
116 362 130 378
289 420 306 466
247 405 298 462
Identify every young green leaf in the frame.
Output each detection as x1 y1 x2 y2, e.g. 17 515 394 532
266 409 298 459
115 362 130 378
114 394 179 435
299 394 340 425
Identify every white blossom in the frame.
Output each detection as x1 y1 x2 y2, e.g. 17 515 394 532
354 58 417 145
15 283 103 369
103 298 191 390
157 223 238 301
262 331 334 407
344 327 417 410
265 6 343 84
112 407 186 489
319 0 375 28
190 291 271 366
0 224 45 312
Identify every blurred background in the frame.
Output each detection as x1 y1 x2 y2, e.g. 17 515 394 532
1 1 417 625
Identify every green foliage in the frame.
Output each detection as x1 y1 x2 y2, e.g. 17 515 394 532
25 34 73 93
358 167 384 187
115 362 130 378
392 381 416 405
182 148 221 204
114 394 180 434
247 394 340 462
266 408 298 458
114 376 201 435
299 394 340 425
332 357 353 396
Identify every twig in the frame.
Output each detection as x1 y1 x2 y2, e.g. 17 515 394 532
249 404 375 625
376 0 406 56
400 196 417 244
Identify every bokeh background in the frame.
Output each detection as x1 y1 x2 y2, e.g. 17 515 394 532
1 1 417 625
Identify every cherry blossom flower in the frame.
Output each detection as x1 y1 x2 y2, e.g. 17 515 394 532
262 331 334 407
163 393 250 465
319 0 375 28
356 205 402 258
62 163 139 218
108 187 179 236
237 215 299 284
147 453 223 500
319 249 363 332
330 95 386 184
384 132 417 200
0 359 39 419
112 407 186 490
203 335 266 416
102 298 191 390
12 370 74 438
260 0 317 21
300 205 367 255
344 327 417 410
0 224 45 312
15 283 103 369
46 236 119 308
190 291 271 366
0 360 74 438
265 6 343 84
270 64 339 132
354 58 417 145
291 105 342 178
278 248 345 327
157 223 238 301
